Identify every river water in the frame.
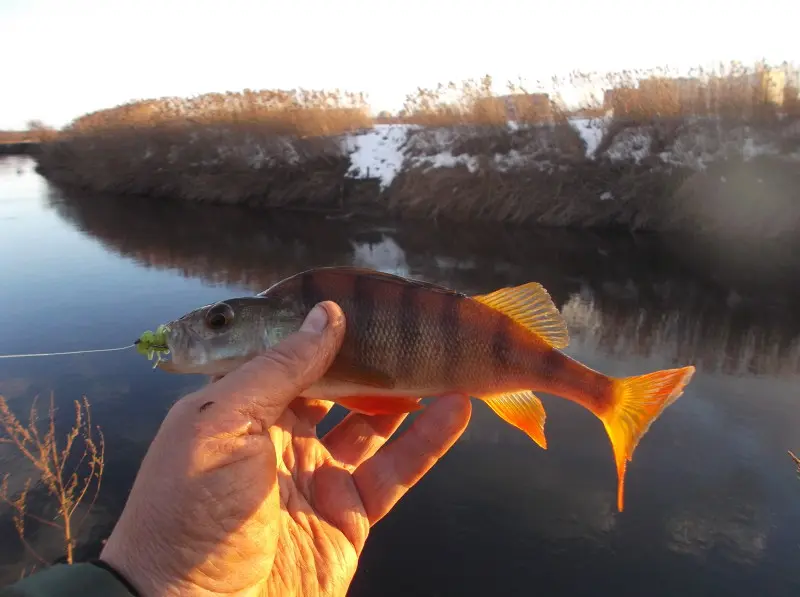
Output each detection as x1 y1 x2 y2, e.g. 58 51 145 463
1 155 800 595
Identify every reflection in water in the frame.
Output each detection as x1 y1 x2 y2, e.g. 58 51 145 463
47 187 800 377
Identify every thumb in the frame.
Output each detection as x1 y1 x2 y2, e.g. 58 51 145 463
206 300 346 428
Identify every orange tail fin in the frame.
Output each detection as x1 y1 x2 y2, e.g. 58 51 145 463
602 366 695 512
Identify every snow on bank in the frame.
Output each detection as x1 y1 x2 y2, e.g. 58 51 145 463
341 116 799 188
343 121 573 186
568 117 607 159
344 125 412 189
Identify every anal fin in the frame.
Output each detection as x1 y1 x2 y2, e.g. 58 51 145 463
334 395 424 416
480 390 548 449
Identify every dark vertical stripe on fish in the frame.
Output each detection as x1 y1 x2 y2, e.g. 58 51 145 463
397 283 421 382
439 294 461 386
301 271 324 311
491 316 512 377
539 347 566 382
353 274 376 363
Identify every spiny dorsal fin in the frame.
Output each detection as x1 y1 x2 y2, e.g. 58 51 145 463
480 390 548 449
472 282 569 349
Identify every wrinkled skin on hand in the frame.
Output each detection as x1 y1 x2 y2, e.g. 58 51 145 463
101 302 472 597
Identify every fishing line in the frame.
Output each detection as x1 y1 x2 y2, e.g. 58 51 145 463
0 345 136 359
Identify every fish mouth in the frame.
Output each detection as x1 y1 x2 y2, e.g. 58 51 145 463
135 323 174 369
150 324 238 376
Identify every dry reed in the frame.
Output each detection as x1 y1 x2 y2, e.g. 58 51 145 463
398 75 565 127
64 88 372 138
789 450 800 475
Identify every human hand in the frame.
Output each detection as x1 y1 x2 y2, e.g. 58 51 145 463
100 301 472 597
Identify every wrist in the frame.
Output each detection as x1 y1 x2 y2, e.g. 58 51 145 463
99 540 183 597
98 547 238 597
89 559 142 596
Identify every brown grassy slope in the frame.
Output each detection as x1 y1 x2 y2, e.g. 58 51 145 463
39 124 355 208
36 88 381 210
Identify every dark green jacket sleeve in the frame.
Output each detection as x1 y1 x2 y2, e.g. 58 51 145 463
0 562 139 597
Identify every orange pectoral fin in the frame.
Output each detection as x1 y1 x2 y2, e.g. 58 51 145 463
334 395 424 415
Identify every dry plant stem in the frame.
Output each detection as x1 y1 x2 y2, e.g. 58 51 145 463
0 393 105 567
789 450 800 473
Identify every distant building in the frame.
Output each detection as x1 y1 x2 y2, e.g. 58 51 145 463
601 65 794 120
760 68 787 105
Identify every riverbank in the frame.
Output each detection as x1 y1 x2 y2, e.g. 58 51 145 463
30 61 800 239
0 142 41 156
35 116 800 239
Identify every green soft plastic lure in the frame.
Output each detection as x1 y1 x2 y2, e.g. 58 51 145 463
135 324 170 368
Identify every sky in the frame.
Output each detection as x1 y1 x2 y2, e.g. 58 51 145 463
1 0 798 129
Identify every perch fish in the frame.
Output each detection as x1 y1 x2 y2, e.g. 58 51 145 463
137 266 695 511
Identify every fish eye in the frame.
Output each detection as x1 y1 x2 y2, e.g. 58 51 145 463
204 302 235 330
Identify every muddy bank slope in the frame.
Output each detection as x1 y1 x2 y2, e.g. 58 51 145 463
35 116 800 238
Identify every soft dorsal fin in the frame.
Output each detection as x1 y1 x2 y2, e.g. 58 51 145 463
472 282 569 349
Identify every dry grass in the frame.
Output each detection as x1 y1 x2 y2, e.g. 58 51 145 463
0 131 34 144
397 61 799 128
398 75 567 127
37 124 355 208
0 394 104 569
0 121 59 145
65 88 372 138
556 61 799 122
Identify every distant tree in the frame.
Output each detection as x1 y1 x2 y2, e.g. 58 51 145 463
25 120 58 142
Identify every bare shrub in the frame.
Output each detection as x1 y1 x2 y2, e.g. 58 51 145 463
0 394 105 568
789 450 800 475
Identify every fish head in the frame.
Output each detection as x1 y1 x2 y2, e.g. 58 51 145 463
147 296 306 376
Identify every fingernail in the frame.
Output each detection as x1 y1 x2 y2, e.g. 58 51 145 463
300 304 328 334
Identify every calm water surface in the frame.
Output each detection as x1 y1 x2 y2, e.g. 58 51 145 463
1 156 800 595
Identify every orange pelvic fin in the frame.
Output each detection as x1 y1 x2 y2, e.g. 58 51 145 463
480 390 548 449
603 366 696 512
472 282 569 349
334 395 423 416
